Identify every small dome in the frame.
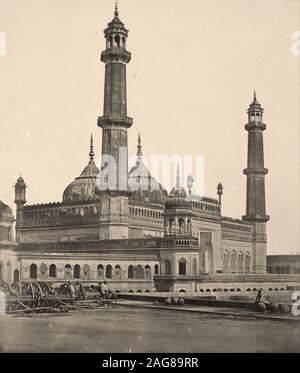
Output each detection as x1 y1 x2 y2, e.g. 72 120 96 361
128 160 168 205
62 136 101 203
63 161 100 203
0 200 14 220
165 168 191 209
165 186 190 209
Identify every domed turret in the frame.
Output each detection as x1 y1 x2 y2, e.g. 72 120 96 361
165 166 190 209
63 135 101 203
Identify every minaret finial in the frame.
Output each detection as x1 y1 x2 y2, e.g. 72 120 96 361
176 164 181 189
89 134 95 162
115 0 119 16
137 133 142 161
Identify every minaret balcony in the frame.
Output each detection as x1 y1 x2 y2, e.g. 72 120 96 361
101 48 131 64
243 167 268 176
98 115 133 129
242 214 270 223
245 121 266 131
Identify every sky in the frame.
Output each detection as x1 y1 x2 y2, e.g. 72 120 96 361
0 0 299 254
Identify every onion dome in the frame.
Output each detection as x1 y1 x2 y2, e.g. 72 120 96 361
128 134 168 204
165 166 191 209
0 200 13 220
62 135 101 203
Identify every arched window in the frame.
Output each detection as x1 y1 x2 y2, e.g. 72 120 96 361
245 252 251 273
178 218 186 235
238 252 244 274
13 269 19 283
6 261 12 282
136 265 144 279
114 265 121 279
49 264 57 278
0 261 3 281
82 264 90 280
231 251 237 273
163 260 171 275
97 264 104 279
128 265 135 279
30 263 38 280
192 258 197 275
187 219 192 235
39 263 48 280
74 264 81 279
178 258 187 275
223 251 230 274
145 265 151 280
115 35 120 47
106 265 113 279
154 264 159 275
64 264 72 280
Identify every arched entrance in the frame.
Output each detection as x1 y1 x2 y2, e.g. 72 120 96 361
39 263 48 280
178 258 187 275
97 264 104 280
74 264 81 279
136 265 144 279
30 263 38 280
64 264 72 280
82 264 90 280
145 265 151 280
49 264 57 278
128 265 135 279
106 265 113 279
114 265 121 279
13 269 20 283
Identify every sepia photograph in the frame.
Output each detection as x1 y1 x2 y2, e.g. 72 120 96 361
0 0 299 358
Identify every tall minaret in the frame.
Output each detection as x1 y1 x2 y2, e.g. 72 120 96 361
97 3 133 192
242 92 269 274
96 3 132 239
14 175 27 243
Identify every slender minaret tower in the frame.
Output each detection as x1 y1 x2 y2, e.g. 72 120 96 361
96 3 132 239
242 92 269 274
97 2 132 192
14 175 27 243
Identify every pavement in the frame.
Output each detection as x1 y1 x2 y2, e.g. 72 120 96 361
117 299 300 323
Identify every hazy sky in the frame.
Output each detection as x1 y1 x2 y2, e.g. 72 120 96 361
0 0 299 254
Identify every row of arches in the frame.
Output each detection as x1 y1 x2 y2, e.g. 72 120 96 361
192 201 220 214
223 250 251 274
161 258 196 276
129 207 163 220
165 218 192 236
29 263 159 281
24 205 99 220
0 260 19 283
106 34 126 49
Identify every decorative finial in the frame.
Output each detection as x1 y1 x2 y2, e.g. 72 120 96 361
137 133 142 161
114 0 119 16
175 164 181 189
254 90 257 101
89 134 95 162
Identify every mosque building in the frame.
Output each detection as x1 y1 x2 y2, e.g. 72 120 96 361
1 5 298 293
